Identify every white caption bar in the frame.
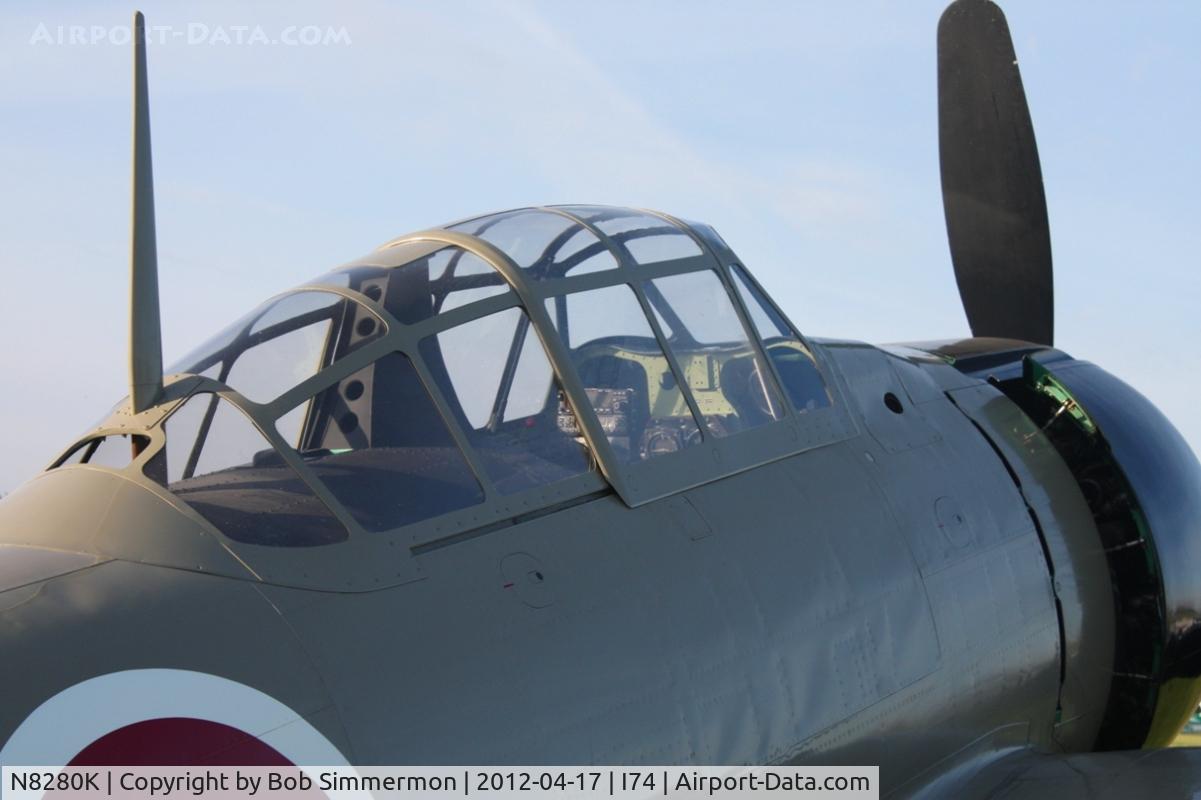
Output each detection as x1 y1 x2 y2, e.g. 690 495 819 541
3 766 877 800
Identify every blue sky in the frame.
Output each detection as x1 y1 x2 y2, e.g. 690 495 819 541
0 1 1197 493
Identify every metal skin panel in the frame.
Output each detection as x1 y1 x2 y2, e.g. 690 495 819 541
820 346 941 454
0 560 346 763
0 545 101 593
794 349 1063 788
947 383 1114 752
0 468 254 581
825 349 1037 578
261 440 942 768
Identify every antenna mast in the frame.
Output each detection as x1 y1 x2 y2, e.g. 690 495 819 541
129 10 164 413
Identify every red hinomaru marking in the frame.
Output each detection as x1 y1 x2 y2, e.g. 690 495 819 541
68 717 294 766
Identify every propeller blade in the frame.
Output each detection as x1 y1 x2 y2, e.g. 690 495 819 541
130 11 164 413
938 0 1054 345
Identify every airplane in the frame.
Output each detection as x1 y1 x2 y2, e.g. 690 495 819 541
2 0 1200 796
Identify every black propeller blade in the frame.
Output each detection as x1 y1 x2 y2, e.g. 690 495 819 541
938 0 1054 345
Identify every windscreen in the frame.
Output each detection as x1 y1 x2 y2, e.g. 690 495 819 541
168 290 384 404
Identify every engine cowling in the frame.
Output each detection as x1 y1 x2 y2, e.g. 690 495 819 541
998 356 1201 748
914 337 1201 749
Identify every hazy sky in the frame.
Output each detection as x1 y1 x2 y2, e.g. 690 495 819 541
1 1 1197 494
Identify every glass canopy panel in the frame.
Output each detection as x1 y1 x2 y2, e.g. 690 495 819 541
168 290 384 404
729 264 831 412
554 228 619 277
545 284 702 463
448 210 618 280
644 271 784 437
55 434 149 470
159 393 347 547
311 243 512 323
276 351 485 532
419 308 592 495
557 206 703 265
